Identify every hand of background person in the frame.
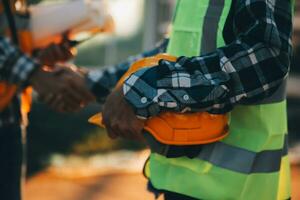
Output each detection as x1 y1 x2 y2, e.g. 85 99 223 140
34 34 75 66
102 87 145 140
29 66 95 113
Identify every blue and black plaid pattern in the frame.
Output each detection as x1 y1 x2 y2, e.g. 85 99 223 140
0 37 39 127
0 37 38 86
121 0 293 118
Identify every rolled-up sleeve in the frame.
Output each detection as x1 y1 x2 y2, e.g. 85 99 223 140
122 0 293 119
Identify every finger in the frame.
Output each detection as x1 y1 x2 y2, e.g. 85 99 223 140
65 85 88 105
47 43 59 58
59 34 75 60
69 80 95 103
54 74 84 105
62 32 71 46
118 124 135 139
45 43 70 63
42 93 56 105
58 46 73 61
47 94 65 112
50 101 65 113
52 67 70 75
128 128 144 141
51 44 68 62
51 98 81 113
130 121 145 141
114 118 139 140
47 93 78 113
60 44 74 60
106 127 119 139
134 132 145 142
60 96 82 112
62 87 84 105
41 48 56 66
115 125 131 139
60 104 81 113
58 90 80 106
102 112 119 139
55 70 94 103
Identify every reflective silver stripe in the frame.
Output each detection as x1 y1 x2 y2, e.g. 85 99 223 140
198 135 288 174
146 132 288 174
200 0 225 54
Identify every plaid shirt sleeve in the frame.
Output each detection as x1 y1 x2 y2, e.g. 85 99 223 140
122 0 293 119
0 37 40 88
86 39 169 102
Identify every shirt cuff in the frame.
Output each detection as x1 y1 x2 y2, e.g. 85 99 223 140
85 69 111 103
10 54 41 88
122 68 161 119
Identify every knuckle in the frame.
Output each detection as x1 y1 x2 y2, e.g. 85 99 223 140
102 116 110 126
64 76 73 83
120 125 130 133
62 84 70 91
111 122 119 130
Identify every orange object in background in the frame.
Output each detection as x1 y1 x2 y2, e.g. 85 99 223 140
18 30 34 54
0 83 17 112
89 54 229 145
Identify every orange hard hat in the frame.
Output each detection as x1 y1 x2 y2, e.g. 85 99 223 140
89 54 229 145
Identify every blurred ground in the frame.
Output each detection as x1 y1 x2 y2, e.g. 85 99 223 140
25 167 300 200
24 150 300 200
24 150 158 200
25 172 155 200
25 166 300 200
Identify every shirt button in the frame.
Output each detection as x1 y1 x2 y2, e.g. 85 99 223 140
183 94 190 101
141 97 147 104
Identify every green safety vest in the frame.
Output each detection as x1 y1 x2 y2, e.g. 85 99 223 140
145 0 292 199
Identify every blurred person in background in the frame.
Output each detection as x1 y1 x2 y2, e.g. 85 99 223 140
62 0 293 199
0 0 94 200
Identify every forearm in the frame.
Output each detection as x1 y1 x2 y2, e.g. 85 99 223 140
86 38 169 102
124 45 289 118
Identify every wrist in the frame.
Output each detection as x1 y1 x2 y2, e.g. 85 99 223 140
85 70 111 103
29 66 48 88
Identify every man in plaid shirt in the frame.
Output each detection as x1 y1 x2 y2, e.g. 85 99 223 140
82 0 293 199
87 0 292 134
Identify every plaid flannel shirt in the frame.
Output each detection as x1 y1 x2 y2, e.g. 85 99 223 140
0 37 39 127
89 0 293 119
